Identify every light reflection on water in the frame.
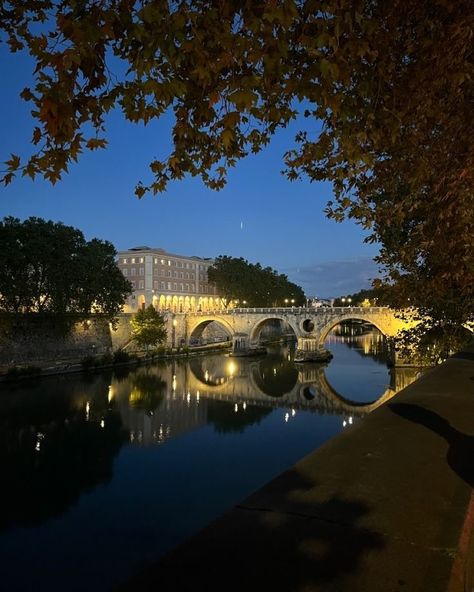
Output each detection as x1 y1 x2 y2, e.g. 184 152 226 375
0 326 422 591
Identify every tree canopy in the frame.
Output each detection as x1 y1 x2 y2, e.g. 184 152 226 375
208 255 305 307
0 216 132 320
1 1 473 333
130 304 167 349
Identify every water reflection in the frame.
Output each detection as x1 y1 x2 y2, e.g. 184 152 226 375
0 374 126 531
0 331 423 591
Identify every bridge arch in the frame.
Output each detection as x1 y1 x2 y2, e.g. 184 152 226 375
249 316 299 344
188 316 234 344
317 314 392 347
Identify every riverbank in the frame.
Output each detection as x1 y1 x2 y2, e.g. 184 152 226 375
0 341 231 383
119 345 474 592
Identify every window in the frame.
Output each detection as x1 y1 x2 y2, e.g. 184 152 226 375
161 282 165 290
160 269 165 276
191 273 194 279
122 268 128 276
180 283 183 291
180 272 184 278
168 260 171 266
168 282 172 290
139 280 144 289
139 257 144 263
161 259 165 265
191 284 195 291
131 268 136 276
154 258 158 264
185 273 189 279
173 271 177 278
131 258 136 264
139 267 144 275
186 283 189 291
186 263 189 269
122 258 127 264
131 281 136 289
153 280 158 289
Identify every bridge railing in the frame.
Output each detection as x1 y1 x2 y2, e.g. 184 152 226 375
186 306 390 316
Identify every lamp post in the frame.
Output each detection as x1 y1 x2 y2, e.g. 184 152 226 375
285 298 289 306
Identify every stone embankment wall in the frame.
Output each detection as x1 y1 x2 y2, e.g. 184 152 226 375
0 315 113 365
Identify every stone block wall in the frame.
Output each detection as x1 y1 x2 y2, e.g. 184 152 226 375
0 315 113 365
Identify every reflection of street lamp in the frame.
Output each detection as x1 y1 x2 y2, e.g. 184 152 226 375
172 317 177 349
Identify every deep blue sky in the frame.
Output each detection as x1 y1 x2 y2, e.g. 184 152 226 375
0 46 380 298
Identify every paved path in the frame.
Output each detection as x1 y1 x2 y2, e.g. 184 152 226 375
119 346 474 592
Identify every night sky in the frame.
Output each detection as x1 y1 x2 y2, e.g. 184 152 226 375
0 46 380 298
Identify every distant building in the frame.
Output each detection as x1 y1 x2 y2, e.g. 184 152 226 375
117 246 223 312
308 297 333 308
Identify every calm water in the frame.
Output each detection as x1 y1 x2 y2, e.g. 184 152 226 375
0 327 421 591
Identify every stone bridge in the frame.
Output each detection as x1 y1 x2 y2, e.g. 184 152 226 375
169 306 414 365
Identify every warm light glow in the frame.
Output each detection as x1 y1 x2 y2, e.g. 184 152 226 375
227 360 237 376
100 419 105 428
173 319 177 327
284 412 289 423
108 385 114 403
234 403 238 413
85 401 90 421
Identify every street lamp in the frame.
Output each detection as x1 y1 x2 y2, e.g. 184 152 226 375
341 297 346 305
285 298 289 306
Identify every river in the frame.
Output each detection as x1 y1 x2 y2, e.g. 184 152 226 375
0 324 422 591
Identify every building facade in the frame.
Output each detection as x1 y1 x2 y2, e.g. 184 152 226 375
117 246 223 312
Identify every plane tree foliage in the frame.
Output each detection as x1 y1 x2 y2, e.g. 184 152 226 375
130 304 167 350
1 0 473 337
208 255 305 307
0 216 132 320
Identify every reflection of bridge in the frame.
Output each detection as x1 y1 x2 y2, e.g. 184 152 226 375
170 307 414 365
184 352 420 417
109 349 421 446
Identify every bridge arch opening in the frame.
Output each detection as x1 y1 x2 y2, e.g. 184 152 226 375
189 319 233 347
188 354 231 387
251 348 299 397
319 316 389 347
249 317 298 345
323 319 390 364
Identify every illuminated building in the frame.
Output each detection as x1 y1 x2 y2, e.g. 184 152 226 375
117 246 223 312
